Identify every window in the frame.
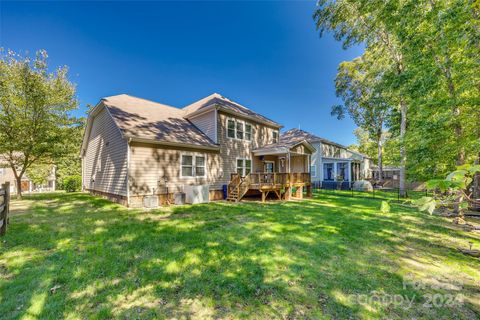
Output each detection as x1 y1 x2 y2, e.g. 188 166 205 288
245 124 252 141
272 131 278 143
323 163 334 181
226 118 251 141
236 158 252 177
181 155 193 177
227 119 235 138
236 121 244 140
310 165 316 177
181 154 206 177
337 162 347 181
195 156 206 177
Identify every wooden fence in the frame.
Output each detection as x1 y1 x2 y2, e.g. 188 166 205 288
0 182 10 236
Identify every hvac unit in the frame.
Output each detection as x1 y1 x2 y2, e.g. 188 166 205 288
143 195 159 208
184 185 210 204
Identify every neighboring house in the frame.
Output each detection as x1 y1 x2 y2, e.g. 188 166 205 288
81 93 314 207
281 129 372 186
0 162 56 194
370 165 400 181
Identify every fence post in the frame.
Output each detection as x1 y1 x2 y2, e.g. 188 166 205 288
0 182 9 236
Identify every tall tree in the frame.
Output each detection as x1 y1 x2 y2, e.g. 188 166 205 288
0 49 77 198
332 52 391 182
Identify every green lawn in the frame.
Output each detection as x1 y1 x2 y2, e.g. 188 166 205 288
1 193 479 319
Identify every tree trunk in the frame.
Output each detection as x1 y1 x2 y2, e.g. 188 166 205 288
473 153 480 211
15 176 23 200
377 134 383 184
399 99 407 197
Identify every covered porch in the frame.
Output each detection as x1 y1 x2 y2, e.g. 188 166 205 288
227 140 315 202
320 158 364 190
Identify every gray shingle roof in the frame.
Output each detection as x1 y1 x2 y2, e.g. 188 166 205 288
102 94 218 149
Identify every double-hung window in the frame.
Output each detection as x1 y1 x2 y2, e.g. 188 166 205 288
310 165 317 177
236 158 252 177
272 131 278 143
236 121 244 140
227 119 235 138
181 154 206 177
227 118 252 141
245 124 252 141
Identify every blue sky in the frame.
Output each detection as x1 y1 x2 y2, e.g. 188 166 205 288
1 1 364 145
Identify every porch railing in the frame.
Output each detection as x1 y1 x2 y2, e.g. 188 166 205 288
227 172 311 201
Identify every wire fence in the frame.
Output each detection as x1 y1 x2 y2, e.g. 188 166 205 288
311 181 432 203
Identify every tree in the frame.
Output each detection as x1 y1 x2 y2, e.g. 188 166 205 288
55 119 84 189
27 162 53 187
0 49 77 198
314 0 410 195
332 52 391 182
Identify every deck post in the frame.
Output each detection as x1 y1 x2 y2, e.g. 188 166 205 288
306 184 312 198
261 191 266 203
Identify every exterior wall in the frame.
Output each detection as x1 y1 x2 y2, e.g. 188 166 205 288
216 111 279 185
188 109 217 143
82 107 128 196
310 141 372 182
0 166 22 193
128 142 222 198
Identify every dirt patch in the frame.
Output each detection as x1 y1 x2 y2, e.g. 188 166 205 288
8 199 35 216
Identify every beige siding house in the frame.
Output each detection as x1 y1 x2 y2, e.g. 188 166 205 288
81 93 314 206
281 129 372 186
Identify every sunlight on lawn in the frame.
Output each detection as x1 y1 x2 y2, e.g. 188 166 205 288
1 192 479 319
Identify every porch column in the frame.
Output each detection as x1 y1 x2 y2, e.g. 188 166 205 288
347 161 351 181
333 162 338 181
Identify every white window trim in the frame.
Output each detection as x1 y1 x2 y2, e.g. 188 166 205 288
236 158 252 177
310 164 317 177
272 131 279 143
226 117 252 142
180 152 207 178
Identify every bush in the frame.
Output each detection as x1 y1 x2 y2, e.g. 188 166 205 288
63 175 82 192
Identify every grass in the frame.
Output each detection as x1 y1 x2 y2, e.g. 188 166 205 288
1 192 479 319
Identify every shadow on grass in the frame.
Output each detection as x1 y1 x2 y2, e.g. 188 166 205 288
0 192 479 319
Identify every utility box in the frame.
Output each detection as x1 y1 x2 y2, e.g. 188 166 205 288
143 195 159 208
174 192 186 205
184 185 209 204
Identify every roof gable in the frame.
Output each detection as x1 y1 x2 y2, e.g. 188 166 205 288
183 93 282 128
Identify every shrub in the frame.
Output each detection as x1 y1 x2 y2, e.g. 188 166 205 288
63 175 82 192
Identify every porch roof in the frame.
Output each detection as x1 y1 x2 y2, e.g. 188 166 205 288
253 139 316 156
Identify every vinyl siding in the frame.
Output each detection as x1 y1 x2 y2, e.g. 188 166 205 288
129 142 221 195
83 107 128 196
216 112 279 185
188 110 217 143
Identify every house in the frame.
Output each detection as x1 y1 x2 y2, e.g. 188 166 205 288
281 129 372 188
81 93 314 206
0 162 56 194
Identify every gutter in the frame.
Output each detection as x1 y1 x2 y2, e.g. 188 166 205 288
126 136 220 151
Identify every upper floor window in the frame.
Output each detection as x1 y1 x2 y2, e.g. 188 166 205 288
226 118 252 142
272 131 278 143
245 124 252 141
227 119 235 138
236 121 244 140
181 154 206 177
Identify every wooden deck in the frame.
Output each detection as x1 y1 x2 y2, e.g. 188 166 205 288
227 172 312 202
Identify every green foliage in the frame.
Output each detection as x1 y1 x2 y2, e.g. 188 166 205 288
380 200 390 213
314 0 480 183
26 162 53 186
63 175 82 192
413 197 437 215
0 48 78 196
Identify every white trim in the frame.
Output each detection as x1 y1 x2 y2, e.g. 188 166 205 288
127 139 131 206
226 117 252 142
236 157 252 177
214 109 218 143
180 152 207 178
